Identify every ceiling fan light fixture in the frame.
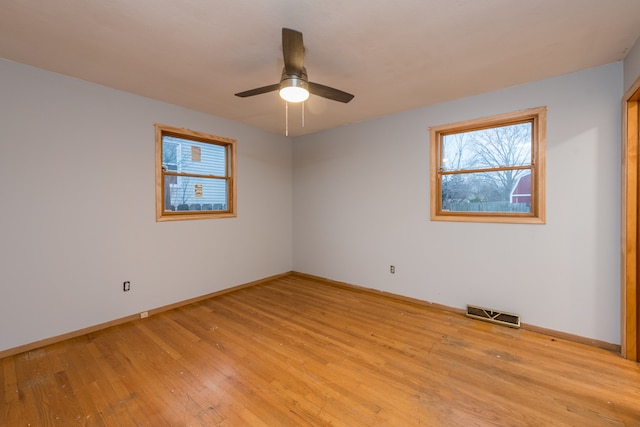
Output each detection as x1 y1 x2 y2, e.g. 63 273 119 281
279 77 309 103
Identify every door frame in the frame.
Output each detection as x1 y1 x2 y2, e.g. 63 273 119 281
622 75 640 361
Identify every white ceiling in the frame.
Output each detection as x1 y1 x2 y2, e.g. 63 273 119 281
2 0 640 137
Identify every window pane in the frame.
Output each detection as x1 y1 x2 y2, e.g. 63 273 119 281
441 170 531 213
163 175 228 212
442 122 532 171
162 136 226 177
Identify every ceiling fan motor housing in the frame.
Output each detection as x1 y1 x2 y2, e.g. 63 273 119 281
280 67 308 85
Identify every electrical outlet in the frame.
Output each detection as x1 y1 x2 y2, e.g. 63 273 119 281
123 281 131 292
140 311 149 319
390 265 395 274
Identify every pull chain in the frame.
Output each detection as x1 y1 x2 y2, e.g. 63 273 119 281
285 101 289 136
284 101 306 136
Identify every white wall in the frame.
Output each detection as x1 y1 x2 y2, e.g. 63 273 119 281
0 59 293 352
293 62 623 344
0 57 627 352
624 35 640 92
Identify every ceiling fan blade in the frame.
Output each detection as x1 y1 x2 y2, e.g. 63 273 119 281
234 83 280 98
282 28 304 76
308 82 354 103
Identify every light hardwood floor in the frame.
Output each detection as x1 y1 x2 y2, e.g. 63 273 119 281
2 273 640 426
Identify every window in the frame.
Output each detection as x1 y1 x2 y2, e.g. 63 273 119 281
155 123 236 221
430 107 546 224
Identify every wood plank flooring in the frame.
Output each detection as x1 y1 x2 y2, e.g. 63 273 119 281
2 273 640 426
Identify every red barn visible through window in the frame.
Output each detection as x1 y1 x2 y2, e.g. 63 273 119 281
510 172 531 205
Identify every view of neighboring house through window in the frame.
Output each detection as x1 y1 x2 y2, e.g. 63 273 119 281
155 124 236 221
430 107 546 224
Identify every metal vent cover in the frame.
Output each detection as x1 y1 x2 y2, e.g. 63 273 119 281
466 304 521 328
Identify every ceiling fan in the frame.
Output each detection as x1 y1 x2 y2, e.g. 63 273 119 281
234 28 354 104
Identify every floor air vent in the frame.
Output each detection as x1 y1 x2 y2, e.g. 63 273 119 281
466 305 521 328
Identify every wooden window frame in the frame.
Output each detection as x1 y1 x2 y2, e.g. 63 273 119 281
155 123 237 222
429 107 547 224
